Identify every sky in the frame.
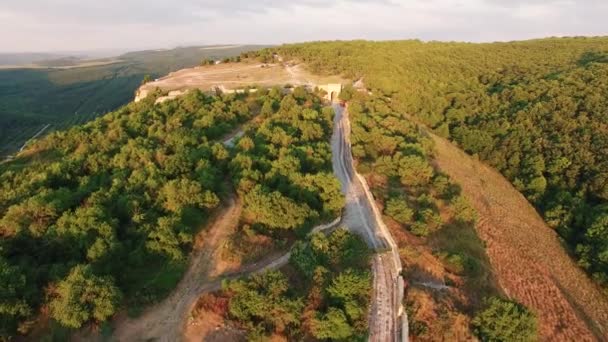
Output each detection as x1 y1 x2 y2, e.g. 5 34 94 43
1 0 607 53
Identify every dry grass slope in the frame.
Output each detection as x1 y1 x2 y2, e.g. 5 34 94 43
429 133 608 341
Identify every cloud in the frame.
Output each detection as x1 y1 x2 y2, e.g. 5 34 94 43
0 0 606 52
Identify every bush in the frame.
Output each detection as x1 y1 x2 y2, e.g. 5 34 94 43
49 265 122 329
410 221 430 237
472 297 537 342
384 197 414 224
451 195 478 224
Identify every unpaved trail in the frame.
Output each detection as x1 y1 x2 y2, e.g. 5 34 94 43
331 104 408 341
113 196 243 341
112 201 342 341
428 132 608 341
18 123 50 152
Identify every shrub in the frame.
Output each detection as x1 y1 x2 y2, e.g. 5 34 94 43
384 197 414 224
410 221 430 237
472 297 537 342
451 195 478 224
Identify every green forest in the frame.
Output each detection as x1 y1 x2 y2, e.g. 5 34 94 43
273 37 608 286
230 86 343 233
0 88 268 336
0 82 354 339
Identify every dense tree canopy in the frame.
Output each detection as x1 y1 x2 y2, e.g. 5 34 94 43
231 87 343 231
49 265 122 329
0 84 347 338
472 297 537 342
273 37 608 285
0 89 258 335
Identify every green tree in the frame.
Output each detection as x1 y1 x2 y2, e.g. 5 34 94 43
50 265 122 328
311 307 354 340
451 195 478 224
472 297 537 342
384 197 414 224
0 258 31 336
397 154 433 187
159 178 219 213
141 74 152 85
243 185 315 230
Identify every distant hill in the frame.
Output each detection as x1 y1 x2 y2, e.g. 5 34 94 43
0 44 269 157
0 52 69 66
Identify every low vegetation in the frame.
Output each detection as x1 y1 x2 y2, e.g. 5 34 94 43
195 229 371 341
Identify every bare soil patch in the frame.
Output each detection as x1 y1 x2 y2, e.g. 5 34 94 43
136 60 349 101
184 309 245 342
429 133 608 341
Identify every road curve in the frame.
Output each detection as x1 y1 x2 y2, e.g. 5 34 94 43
112 205 341 341
330 104 408 342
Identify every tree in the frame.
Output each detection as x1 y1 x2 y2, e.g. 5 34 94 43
243 185 315 229
397 154 434 187
141 74 152 85
0 258 31 336
472 297 537 342
577 205 608 283
227 271 303 334
311 307 354 340
327 269 371 304
451 195 478 224
50 265 122 328
385 197 414 224
289 241 318 278
159 178 219 213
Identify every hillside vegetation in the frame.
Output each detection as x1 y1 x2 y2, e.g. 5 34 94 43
0 88 262 337
0 45 266 157
273 37 608 286
340 89 535 340
0 84 352 339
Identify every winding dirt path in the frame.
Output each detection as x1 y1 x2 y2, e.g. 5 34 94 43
113 196 243 341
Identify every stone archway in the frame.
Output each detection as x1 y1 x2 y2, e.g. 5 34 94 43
319 83 343 102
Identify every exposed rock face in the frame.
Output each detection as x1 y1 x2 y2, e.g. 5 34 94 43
155 90 187 104
134 88 149 102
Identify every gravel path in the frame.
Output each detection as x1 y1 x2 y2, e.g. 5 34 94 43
330 104 408 342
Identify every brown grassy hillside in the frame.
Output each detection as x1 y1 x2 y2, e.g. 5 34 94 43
428 133 608 341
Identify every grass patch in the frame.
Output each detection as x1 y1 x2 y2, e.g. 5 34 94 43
430 222 499 307
124 260 187 316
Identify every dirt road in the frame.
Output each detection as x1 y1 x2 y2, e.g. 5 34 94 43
112 196 243 341
331 104 408 342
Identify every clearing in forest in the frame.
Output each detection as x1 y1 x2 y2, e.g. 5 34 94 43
135 60 346 101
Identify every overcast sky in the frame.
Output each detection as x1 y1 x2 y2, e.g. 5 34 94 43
1 0 607 53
